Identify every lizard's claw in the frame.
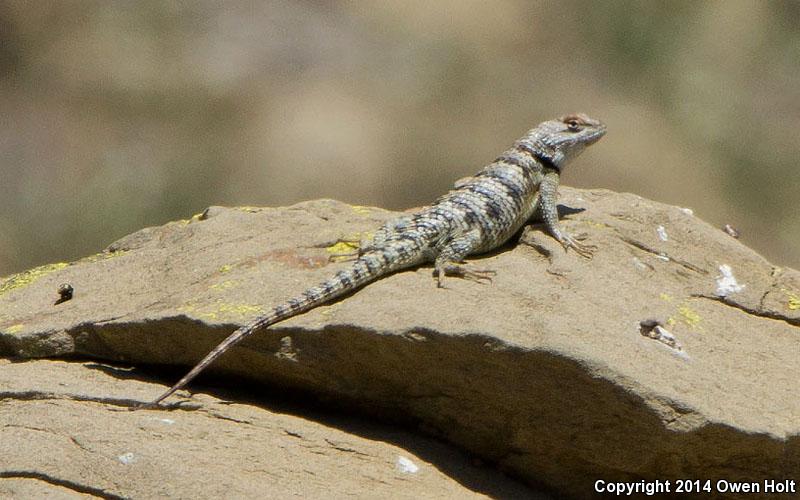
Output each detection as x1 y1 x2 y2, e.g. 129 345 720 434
561 233 595 259
460 267 497 284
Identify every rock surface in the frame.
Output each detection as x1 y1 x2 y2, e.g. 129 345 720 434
0 359 535 499
1 188 799 499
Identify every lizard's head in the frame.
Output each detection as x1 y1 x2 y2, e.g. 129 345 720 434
530 113 606 170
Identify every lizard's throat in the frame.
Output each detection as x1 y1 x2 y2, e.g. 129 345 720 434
532 150 560 172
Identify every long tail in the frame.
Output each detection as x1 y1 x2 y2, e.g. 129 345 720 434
144 248 412 407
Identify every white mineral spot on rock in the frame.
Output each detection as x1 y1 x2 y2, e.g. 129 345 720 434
396 455 419 474
672 349 690 361
656 225 668 242
640 322 689 360
715 264 745 296
118 452 136 465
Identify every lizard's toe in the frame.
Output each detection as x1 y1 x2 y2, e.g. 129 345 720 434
437 262 496 285
561 233 595 259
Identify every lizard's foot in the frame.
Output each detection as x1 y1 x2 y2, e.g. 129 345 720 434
560 233 595 259
327 238 361 262
435 262 497 288
131 401 159 411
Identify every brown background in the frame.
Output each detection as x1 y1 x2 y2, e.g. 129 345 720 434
1 1 798 276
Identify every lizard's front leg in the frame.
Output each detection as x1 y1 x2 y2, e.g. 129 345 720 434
539 170 595 258
434 229 496 288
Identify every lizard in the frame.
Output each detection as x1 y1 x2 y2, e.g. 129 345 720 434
144 113 606 408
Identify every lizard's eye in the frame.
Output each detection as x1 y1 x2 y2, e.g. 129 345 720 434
566 119 581 132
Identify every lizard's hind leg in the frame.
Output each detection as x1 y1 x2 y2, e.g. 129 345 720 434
434 229 496 288
361 215 414 255
332 215 415 262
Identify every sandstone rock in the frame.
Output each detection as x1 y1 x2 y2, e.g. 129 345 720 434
0 359 535 498
1 189 798 498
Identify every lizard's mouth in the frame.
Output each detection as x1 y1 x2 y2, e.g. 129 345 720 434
584 123 607 145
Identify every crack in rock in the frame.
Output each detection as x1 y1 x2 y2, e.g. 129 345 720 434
0 471 127 500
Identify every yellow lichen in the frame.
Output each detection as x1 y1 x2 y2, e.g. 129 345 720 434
79 250 127 263
217 302 262 315
0 262 69 297
6 324 24 334
785 290 800 311
209 280 237 291
677 305 702 328
218 264 234 274
584 220 609 229
326 241 360 255
659 293 673 302
350 205 371 216
179 300 262 321
326 233 364 260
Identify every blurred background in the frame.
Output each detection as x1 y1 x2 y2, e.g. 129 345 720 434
1 0 798 277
